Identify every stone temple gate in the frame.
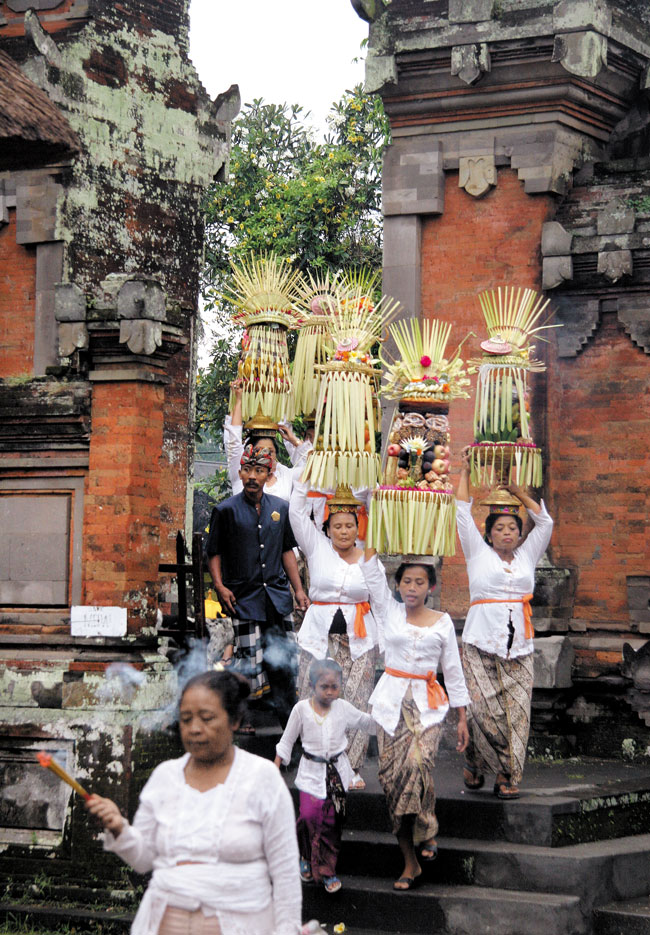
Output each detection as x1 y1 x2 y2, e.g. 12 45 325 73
351 0 650 752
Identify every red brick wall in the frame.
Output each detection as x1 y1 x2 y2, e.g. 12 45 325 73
420 170 555 616
83 381 165 631
0 210 35 379
545 311 649 628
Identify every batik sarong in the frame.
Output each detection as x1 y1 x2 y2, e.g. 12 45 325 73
296 791 342 883
377 688 443 844
462 642 534 786
297 635 378 771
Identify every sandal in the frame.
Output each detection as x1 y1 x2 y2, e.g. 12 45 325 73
323 876 342 894
419 840 438 862
494 777 520 799
393 874 422 891
463 764 485 790
299 858 313 883
235 723 256 735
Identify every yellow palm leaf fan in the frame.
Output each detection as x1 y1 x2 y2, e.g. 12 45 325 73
292 270 340 418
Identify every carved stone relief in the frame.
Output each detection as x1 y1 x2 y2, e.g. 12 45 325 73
458 155 496 198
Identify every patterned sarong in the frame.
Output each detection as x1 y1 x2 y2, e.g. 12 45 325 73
377 688 443 844
232 619 269 700
298 635 378 771
462 642 534 786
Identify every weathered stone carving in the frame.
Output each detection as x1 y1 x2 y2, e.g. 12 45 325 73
54 282 88 357
626 576 650 632
117 278 166 321
451 43 490 86
534 636 575 689
598 250 632 282
622 640 650 689
119 319 163 355
552 0 612 35
0 194 8 226
543 255 573 290
541 221 573 257
458 154 496 198
552 31 607 78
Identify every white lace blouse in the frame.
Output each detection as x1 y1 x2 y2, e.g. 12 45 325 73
103 748 301 935
456 498 554 659
276 698 376 798
361 555 470 736
289 481 381 660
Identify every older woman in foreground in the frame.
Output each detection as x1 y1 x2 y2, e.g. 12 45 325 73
86 670 301 935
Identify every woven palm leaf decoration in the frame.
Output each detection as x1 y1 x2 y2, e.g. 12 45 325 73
302 281 401 491
367 318 471 556
468 286 557 487
225 253 305 422
292 270 339 418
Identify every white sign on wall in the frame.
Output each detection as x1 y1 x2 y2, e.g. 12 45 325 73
70 606 127 637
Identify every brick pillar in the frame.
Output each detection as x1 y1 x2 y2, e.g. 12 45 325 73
420 169 555 616
0 210 36 378
83 380 165 631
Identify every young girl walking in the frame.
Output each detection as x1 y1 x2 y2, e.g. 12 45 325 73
275 658 375 894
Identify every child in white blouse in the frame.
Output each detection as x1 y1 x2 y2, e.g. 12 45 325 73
274 658 376 894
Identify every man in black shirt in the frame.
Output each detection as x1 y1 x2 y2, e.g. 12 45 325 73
206 446 309 726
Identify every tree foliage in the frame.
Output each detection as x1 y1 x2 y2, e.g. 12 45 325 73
196 85 390 442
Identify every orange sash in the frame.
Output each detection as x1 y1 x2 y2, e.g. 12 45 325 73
469 594 534 640
312 600 370 639
385 667 449 709
306 492 368 540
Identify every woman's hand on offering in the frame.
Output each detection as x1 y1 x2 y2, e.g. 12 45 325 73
85 794 124 836
278 424 300 447
460 445 471 472
230 378 243 402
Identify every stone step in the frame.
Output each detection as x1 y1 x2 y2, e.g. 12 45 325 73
336 830 650 911
0 903 132 933
286 757 650 847
303 875 586 935
593 897 650 935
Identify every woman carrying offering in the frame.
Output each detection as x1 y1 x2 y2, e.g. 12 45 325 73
456 445 554 799
224 379 309 500
361 550 470 891
274 658 376 894
290 480 381 790
86 670 301 935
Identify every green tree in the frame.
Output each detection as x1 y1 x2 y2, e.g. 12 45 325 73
196 85 389 440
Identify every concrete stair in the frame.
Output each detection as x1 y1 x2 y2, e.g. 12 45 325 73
3 744 650 934
594 898 650 935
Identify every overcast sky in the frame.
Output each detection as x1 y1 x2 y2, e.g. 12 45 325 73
188 0 369 136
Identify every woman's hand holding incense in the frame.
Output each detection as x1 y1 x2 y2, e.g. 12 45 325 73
86 794 125 836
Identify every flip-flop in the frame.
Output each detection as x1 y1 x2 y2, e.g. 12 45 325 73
393 874 422 891
463 764 485 790
323 876 342 894
419 841 438 862
235 723 256 735
299 858 313 883
494 780 520 799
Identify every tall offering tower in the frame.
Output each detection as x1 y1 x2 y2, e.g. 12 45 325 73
368 319 470 555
